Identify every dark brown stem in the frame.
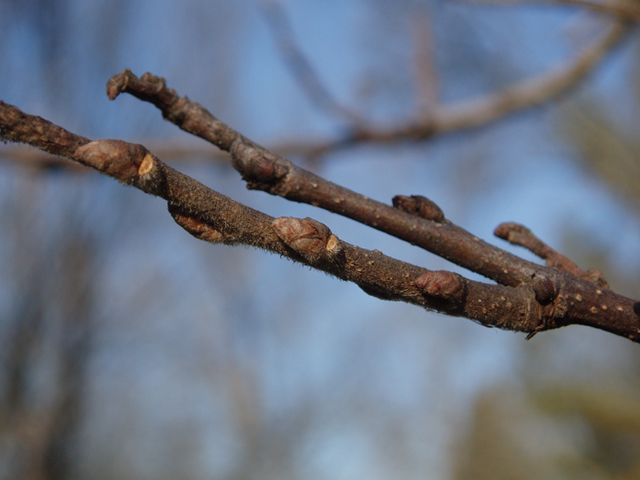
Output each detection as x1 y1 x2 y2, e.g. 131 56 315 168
3 95 640 342
0 100 546 334
0 101 91 159
106 70 546 287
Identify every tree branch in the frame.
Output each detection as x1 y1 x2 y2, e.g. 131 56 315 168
102 71 640 342
461 0 640 22
260 13 630 154
261 3 630 153
0 100 545 334
3 17 629 170
102 71 581 287
2 84 640 341
336 20 630 147
495 222 610 287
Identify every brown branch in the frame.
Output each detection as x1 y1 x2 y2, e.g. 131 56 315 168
460 0 640 21
103 71 640 342
257 4 632 154
262 6 630 150
0 138 337 171
2 89 640 342
4 19 629 171
0 99 549 334
409 9 439 114
555 0 640 20
337 20 630 147
104 70 554 287
261 6 630 154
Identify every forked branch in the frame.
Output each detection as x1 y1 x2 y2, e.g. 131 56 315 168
2 78 640 342
0 99 543 333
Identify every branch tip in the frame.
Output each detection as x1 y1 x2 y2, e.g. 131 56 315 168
106 69 132 100
495 221 609 287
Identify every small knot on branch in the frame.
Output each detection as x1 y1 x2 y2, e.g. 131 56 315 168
529 274 557 306
231 137 289 189
169 205 225 244
272 216 342 263
74 139 148 180
106 69 133 100
415 270 466 302
392 195 445 222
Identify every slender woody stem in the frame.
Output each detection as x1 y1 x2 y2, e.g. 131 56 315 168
106 70 546 287
0 99 546 334
2 84 640 342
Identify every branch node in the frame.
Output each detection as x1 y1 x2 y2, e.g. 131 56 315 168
530 274 558 306
74 139 147 180
495 222 609 287
138 153 155 176
586 268 610 289
392 194 445 222
169 205 225 244
415 270 466 302
231 137 289 189
140 71 166 92
272 216 342 263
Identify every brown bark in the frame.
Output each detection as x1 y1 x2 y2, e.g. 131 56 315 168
2 72 640 342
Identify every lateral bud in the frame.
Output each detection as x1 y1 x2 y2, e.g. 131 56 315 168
415 270 466 302
230 137 289 188
586 268 609 289
392 195 445 222
529 274 557 306
171 212 224 244
168 204 227 244
272 216 342 263
75 139 148 181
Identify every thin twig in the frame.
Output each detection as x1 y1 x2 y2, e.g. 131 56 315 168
459 0 640 21
495 222 610 287
100 72 640 342
104 70 555 287
557 0 640 19
4 19 629 169
259 5 630 153
0 99 553 334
